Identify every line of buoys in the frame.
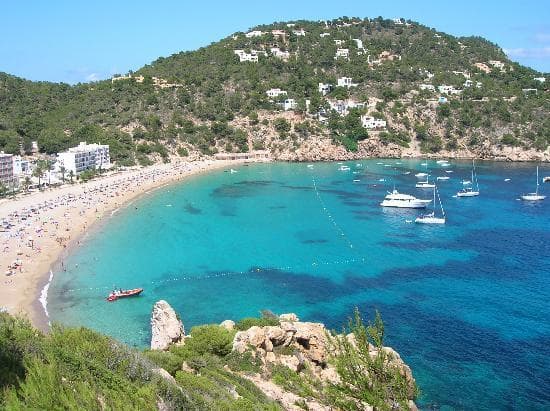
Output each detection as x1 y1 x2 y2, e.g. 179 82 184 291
61 256 368 293
311 177 355 250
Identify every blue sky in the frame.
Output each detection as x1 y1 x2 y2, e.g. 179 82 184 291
1 0 548 84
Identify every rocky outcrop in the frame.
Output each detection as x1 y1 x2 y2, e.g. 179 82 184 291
231 313 417 410
220 319 235 330
150 300 185 350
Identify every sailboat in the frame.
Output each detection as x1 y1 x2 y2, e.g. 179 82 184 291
457 159 480 197
521 166 546 201
415 185 446 224
415 161 435 188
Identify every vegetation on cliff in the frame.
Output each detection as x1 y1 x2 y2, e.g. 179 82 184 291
2 16 546 161
0 309 417 410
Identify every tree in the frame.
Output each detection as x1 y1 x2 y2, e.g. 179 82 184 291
32 161 46 189
327 309 417 410
59 166 66 183
68 170 75 184
23 176 32 192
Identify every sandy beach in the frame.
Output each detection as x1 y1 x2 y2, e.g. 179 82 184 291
0 158 250 330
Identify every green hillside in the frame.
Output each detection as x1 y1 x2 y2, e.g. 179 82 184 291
0 16 548 162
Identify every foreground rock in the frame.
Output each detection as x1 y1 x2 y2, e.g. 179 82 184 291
232 313 417 410
150 300 185 350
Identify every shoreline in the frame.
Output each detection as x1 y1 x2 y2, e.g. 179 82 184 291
0 158 255 331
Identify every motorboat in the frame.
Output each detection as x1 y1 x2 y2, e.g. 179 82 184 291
380 189 431 208
106 288 144 302
436 176 450 181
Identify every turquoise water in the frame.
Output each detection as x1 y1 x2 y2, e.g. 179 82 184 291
49 160 550 410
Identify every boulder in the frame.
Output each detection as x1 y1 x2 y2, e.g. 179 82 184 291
264 326 287 346
220 319 235 330
293 322 328 365
150 300 185 350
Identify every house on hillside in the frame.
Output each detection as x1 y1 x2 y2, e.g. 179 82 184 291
234 50 260 63
266 88 287 99
271 29 286 37
438 85 462 95
292 29 306 36
419 84 435 92
318 83 332 96
328 99 365 116
488 60 505 70
335 48 350 60
282 99 297 111
320 32 331 38
337 77 358 88
361 116 386 129
270 47 291 61
245 30 264 38
533 77 545 83
334 39 345 46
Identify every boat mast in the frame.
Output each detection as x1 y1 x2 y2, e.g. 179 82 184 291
536 166 539 195
437 186 445 218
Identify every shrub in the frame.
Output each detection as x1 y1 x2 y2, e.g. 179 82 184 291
177 147 189 157
235 317 279 331
143 350 182 376
172 325 235 358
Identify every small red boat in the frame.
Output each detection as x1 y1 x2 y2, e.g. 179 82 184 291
106 288 144 301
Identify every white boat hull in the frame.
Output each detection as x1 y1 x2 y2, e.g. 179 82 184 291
416 183 435 189
380 200 430 208
457 191 479 197
415 216 446 224
521 194 546 201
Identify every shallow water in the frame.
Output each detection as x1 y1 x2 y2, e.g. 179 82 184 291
49 159 550 410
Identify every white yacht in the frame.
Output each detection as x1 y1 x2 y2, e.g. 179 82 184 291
338 165 350 171
457 160 480 197
416 162 435 188
381 189 431 208
416 186 446 224
521 166 546 201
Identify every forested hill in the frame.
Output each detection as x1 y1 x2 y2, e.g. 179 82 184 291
1 16 548 164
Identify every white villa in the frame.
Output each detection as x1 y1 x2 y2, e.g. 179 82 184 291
55 142 111 175
328 99 365 116
270 47 291 61
534 77 545 83
234 50 260 63
361 116 387 129
292 29 306 36
282 99 297 111
353 39 364 50
335 48 350 59
271 29 286 37
266 88 287 99
318 83 332 96
245 30 264 38
320 32 331 37
474 62 491 73
438 85 462 95
393 18 404 25
419 84 435 92
452 71 471 79
337 77 358 88
334 39 345 46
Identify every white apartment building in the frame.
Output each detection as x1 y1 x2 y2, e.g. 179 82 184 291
337 77 358 88
55 142 110 175
361 116 387 129
334 39 345 46
318 82 332 96
0 152 14 186
266 88 287 99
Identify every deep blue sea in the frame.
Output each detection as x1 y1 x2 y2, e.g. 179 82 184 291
49 159 550 410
